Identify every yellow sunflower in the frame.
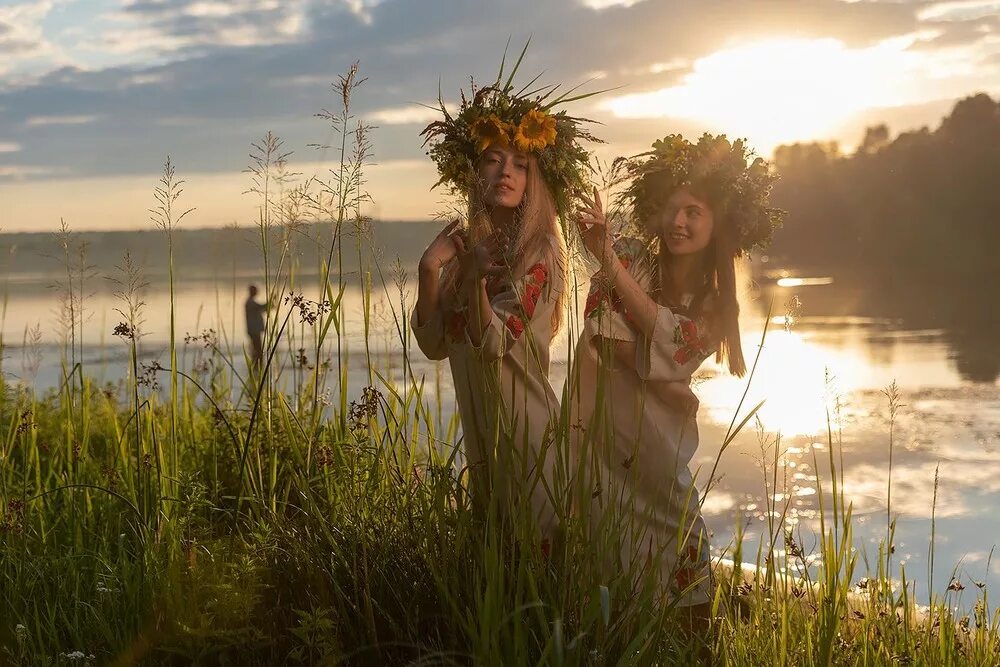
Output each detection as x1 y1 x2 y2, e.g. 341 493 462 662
469 114 514 153
514 109 557 152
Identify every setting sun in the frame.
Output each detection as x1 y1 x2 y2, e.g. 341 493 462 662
604 36 925 154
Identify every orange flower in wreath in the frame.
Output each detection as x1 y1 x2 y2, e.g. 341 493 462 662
514 109 557 152
470 114 513 153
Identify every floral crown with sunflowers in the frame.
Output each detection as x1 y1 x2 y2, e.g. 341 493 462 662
618 133 784 255
421 43 601 218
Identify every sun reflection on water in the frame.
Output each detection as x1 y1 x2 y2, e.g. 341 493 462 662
699 327 865 437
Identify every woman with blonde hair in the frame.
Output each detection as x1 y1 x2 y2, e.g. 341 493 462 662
413 61 596 541
569 134 782 616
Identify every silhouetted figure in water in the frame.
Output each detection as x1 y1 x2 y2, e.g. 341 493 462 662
245 284 267 371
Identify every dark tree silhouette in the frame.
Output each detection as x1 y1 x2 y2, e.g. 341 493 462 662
767 93 1000 383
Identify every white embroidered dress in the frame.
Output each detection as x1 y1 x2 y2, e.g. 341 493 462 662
568 237 716 606
412 251 563 537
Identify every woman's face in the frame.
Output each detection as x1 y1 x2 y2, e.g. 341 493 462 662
477 144 528 210
656 188 715 256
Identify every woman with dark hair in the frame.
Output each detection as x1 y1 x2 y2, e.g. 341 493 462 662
568 134 782 614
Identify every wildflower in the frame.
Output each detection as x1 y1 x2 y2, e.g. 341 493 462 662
948 578 965 592
2 498 25 534
469 114 513 153
15 410 33 435
784 529 804 559
348 386 381 432
315 445 334 468
113 321 136 339
514 109 557 152
285 292 331 326
184 328 217 348
60 651 86 660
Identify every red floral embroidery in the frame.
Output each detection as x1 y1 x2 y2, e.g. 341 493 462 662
584 287 602 317
674 545 705 590
520 262 548 318
522 281 543 317
672 318 711 364
505 314 525 339
584 252 634 322
528 262 547 285
447 310 467 343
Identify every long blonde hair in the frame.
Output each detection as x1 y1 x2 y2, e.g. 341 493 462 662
442 154 568 334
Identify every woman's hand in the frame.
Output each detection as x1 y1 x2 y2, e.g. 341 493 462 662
574 187 615 264
655 381 700 416
419 219 464 273
459 233 505 290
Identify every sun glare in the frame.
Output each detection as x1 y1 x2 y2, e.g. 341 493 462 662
604 37 923 154
699 328 865 438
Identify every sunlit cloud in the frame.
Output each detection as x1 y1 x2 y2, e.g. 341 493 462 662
341 0 382 25
88 0 311 58
0 142 22 153
602 36 929 154
0 158 435 231
26 114 99 127
369 104 442 125
122 72 171 87
580 0 646 8
0 0 72 78
917 0 1000 21
1 0 997 229
184 1 244 18
0 164 60 179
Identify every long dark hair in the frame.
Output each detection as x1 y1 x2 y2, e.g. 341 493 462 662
649 183 746 377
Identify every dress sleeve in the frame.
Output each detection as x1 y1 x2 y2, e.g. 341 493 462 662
580 236 650 346
468 258 561 363
410 306 449 361
634 308 717 381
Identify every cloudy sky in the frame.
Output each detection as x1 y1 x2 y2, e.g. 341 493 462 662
0 0 997 231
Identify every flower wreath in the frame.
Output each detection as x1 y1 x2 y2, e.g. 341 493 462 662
618 133 784 255
420 44 601 219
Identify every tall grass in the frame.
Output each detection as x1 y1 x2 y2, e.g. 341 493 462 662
1 63 998 666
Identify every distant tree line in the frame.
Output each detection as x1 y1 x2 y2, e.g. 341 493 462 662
770 93 999 291
767 93 1000 381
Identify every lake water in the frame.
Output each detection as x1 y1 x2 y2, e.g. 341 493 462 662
3 267 998 605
